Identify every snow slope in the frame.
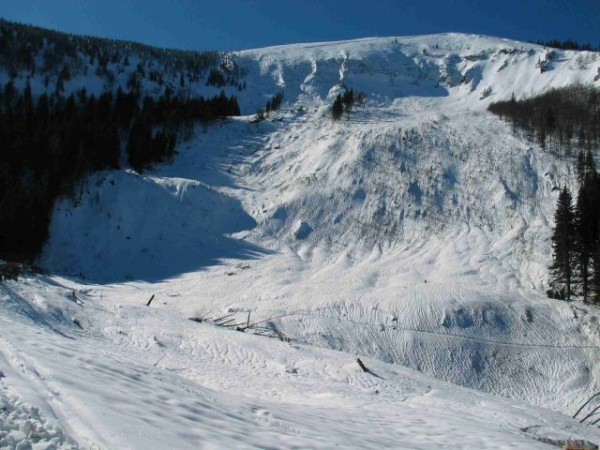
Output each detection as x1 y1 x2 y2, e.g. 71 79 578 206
3 32 600 447
1 275 599 449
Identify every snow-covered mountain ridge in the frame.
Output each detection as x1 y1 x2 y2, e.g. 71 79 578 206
236 33 600 108
2 30 600 448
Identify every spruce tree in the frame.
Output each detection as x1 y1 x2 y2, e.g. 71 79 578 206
332 94 344 121
342 89 354 113
549 187 576 300
575 186 591 301
574 171 600 302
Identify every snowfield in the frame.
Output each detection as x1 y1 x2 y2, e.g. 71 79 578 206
1 276 599 449
2 33 600 448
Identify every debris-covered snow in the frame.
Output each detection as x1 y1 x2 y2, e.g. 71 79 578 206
0 378 78 450
1 276 599 449
2 32 600 448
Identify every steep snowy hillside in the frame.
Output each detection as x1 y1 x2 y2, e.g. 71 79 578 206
2 31 600 447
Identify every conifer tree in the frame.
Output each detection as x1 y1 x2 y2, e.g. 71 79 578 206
342 89 355 114
549 187 576 300
574 167 599 302
332 94 344 121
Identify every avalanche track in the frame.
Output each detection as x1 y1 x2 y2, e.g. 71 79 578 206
2 33 600 448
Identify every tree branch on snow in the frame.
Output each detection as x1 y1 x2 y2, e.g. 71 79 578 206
573 391 600 419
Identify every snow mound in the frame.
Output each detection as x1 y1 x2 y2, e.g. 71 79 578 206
0 380 78 450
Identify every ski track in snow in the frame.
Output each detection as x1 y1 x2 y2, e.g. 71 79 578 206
1 33 600 448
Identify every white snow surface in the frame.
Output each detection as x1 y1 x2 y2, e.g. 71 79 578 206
1 276 599 449
2 33 600 448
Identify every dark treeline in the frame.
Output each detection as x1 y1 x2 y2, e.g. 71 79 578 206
493 85 600 302
549 151 600 303
206 67 247 90
0 18 246 91
0 18 216 78
0 82 240 262
331 89 366 120
265 91 284 114
252 91 285 122
488 84 600 155
533 39 599 52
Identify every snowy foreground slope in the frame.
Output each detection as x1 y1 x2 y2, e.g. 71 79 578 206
1 276 600 449
2 33 600 447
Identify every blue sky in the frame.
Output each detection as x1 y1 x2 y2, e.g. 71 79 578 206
0 0 598 51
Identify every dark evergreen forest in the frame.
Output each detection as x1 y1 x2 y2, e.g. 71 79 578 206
548 153 600 303
488 84 600 156
0 18 248 263
489 86 600 303
331 89 366 120
533 39 599 52
0 82 240 262
0 18 247 89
